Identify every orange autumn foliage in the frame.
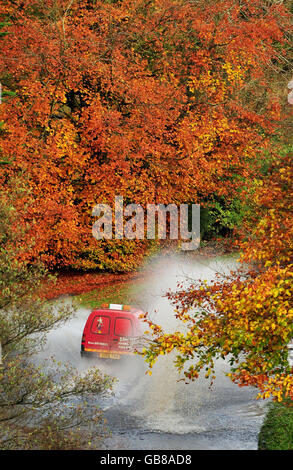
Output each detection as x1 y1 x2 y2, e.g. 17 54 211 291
143 152 293 401
39 270 145 301
0 0 291 270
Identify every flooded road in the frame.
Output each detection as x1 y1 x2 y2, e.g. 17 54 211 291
39 255 268 450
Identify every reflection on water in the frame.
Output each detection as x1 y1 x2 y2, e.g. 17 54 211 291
38 254 268 450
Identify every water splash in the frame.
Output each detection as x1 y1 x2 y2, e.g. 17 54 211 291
38 254 267 449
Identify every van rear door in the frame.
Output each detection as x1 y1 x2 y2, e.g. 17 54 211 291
111 313 135 353
85 311 114 355
91 313 111 336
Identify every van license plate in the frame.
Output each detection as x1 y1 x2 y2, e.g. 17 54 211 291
99 352 120 359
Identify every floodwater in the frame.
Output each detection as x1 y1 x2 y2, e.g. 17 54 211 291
38 255 268 450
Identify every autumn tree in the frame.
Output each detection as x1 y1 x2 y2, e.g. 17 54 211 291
0 0 291 270
142 148 293 402
0 186 115 449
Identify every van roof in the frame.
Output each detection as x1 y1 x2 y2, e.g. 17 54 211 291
91 304 144 316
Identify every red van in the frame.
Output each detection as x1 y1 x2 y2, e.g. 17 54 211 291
80 304 144 359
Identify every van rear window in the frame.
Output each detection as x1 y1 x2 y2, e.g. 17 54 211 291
91 315 110 335
114 317 133 336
